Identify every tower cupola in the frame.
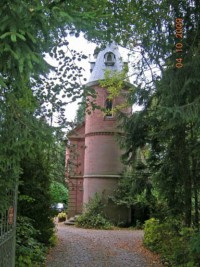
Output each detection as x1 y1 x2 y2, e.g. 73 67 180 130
87 43 124 86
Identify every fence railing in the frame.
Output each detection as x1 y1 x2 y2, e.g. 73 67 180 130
0 187 17 267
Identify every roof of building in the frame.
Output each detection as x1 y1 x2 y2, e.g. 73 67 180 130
67 121 85 140
86 43 125 87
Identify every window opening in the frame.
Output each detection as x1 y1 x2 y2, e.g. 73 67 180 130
104 52 116 66
105 98 113 117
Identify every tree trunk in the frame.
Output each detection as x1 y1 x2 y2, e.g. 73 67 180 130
194 183 199 229
184 173 192 227
180 128 192 227
191 149 199 229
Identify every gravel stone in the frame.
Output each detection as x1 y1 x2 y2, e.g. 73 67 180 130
46 224 162 267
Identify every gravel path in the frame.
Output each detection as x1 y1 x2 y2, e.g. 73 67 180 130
46 224 163 267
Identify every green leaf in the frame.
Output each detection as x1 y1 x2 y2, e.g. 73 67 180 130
19 58 24 73
0 77 7 87
59 11 73 21
11 33 17 42
26 32 36 43
0 32 12 39
16 33 26 41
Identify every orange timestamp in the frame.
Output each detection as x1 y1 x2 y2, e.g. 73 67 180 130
175 18 183 68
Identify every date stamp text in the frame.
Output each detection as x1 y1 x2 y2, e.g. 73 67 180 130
175 18 183 68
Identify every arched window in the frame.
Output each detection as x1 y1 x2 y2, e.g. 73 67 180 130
104 52 116 66
105 98 113 117
107 53 112 61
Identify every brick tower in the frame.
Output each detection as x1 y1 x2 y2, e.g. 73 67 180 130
66 43 131 223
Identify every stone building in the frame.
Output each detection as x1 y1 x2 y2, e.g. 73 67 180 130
66 43 132 223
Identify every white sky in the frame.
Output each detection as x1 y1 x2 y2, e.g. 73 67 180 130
63 36 96 122
45 34 96 122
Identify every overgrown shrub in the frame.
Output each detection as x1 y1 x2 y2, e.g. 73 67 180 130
16 216 47 267
76 193 113 229
189 232 200 266
18 155 55 246
144 218 200 266
143 218 162 251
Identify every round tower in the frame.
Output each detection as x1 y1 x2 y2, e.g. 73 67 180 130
83 43 131 222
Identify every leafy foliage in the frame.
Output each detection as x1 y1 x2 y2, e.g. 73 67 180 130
17 129 55 246
16 216 47 267
76 193 113 229
50 181 68 205
189 232 200 265
49 137 67 183
0 0 111 209
115 0 200 227
94 1 200 263
111 147 154 225
100 66 129 98
75 98 86 124
0 0 199 265
99 66 133 115
144 218 200 266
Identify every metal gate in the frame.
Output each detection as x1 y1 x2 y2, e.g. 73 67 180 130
0 187 17 267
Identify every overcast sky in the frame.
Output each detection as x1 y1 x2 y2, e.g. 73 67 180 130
45 34 96 122
64 36 95 122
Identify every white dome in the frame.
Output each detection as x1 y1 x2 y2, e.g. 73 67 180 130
86 43 124 86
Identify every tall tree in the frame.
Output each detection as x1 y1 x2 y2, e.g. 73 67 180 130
94 0 200 227
0 0 112 209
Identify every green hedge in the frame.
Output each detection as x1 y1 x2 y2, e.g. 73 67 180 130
144 218 200 267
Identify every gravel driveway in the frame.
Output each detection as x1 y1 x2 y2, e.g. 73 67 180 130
46 224 162 267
